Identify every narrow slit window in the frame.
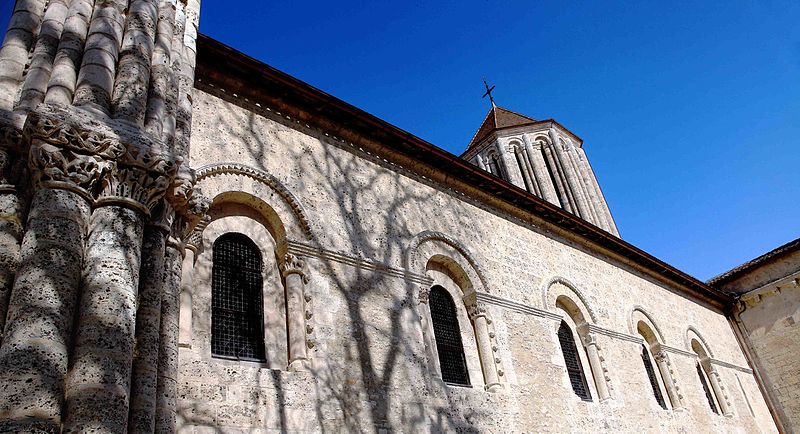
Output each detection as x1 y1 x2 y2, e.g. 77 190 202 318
211 233 266 361
697 363 719 414
641 345 667 409
558 321 592 401
429 286 470 386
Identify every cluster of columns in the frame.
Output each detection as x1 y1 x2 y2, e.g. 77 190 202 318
0 0 204 432
474 128 619 236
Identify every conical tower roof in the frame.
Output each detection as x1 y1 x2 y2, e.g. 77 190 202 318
466 106 537 151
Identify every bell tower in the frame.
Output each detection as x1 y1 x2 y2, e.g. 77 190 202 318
461 105 619 236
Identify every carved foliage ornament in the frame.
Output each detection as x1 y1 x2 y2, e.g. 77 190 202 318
280 253 310 283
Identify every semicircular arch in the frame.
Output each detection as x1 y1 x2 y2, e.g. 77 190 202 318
195 162 314 246
630 306 667 345
406 231 492 296
541 276 598 323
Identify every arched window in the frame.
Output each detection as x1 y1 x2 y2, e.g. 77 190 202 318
641 344 667 409
211 233 265 361
487 153 505 179
558 320 592 401
429 285 470 386
689 336 731 416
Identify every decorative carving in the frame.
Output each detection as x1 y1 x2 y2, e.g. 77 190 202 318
195 162 313 240
28 142 111 200
654 350 669 364
418 286 430 304
465 298 489 321
280 253 309 283
95 165 172 215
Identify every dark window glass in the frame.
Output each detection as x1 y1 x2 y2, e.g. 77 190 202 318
697 363 719 414
641 345 667 409
558 321 592 401
212 233 265 361
429 286 470 386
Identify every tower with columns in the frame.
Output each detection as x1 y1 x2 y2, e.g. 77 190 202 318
461 106 619 236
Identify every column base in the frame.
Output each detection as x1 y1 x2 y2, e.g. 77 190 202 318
484 382 503 393
288 358 310 372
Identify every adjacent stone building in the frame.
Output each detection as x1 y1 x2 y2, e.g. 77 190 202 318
0 1 793 432
710 238 800 434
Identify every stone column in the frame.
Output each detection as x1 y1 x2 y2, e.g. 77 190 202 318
0 137 24 337
63 165 170 433
518 145 541 196
464 293 502 392
583 333 610 401
522 134 559 206
705 362 733 416
514 146 536 194
653 349 683 410
575 147 619 236
541 141 575 213
280 253 310 371
178 234 199 347
72 0 128 112
416 285 441 380
154 238 183 433
15 0 69 112
111 0 159 124
549 128 593 221
44 0 94 106
475 153 488 171
127 204 170 434
495 140 525 188
0 0 48 110
0 106 114 433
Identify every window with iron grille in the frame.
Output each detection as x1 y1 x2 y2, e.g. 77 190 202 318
429 286 470 386
641 345 667 409
558 321 591 401
696 362 719 414
211 233 266 361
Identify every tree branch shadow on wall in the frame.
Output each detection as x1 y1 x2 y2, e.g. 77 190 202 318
176 100 493 433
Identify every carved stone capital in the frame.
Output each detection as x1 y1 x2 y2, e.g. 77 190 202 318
95 165 172 215
463 293 489 321
280 253 309 283
654 350 669 364
418 286 430 304
28 141 111 201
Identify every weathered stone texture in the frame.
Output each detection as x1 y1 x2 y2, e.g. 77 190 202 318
177 88 778 433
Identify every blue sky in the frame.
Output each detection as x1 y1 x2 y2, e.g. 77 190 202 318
2 1 798 280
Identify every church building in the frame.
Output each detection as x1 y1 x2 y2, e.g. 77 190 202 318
0 0 795 432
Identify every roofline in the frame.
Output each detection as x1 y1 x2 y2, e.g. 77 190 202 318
195 34 731 310
459 119 584 159
708 237 800 287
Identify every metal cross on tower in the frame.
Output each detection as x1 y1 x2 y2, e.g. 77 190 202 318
482 78 496 108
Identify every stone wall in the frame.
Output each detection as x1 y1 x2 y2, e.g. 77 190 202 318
716 243 800 433
175 87 779 433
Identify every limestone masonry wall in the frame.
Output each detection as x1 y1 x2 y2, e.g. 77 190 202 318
176 88 778 433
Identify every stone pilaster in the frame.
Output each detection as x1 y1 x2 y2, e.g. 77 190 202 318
549 128 593 222
280 253 311 371
541 140 575 213
464 293 502 392
495 139 525 188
